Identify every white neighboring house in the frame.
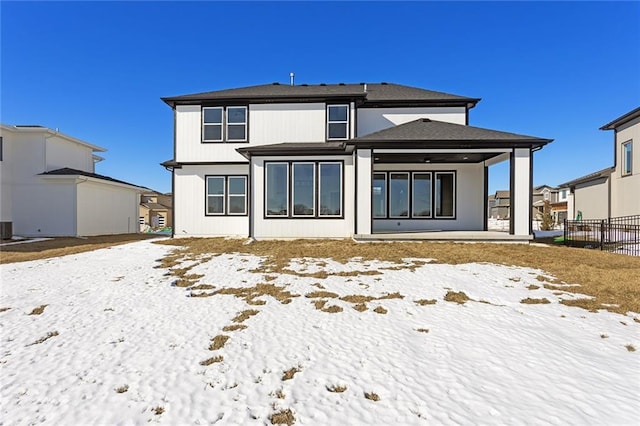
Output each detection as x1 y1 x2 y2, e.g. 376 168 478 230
561 106 640 220
0 125 144 238
161 82 552 240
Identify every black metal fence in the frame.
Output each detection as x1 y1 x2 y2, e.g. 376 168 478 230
564 215 640 256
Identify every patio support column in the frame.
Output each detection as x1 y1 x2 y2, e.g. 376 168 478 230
355 148 372 235
512 148 532 236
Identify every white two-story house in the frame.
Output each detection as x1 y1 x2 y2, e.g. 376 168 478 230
0 124 144 238
162 82 552 240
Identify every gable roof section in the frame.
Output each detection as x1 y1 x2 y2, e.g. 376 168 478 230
39 168 144 190
162 83 480 108
558 167 613 188
600 106 640 130
350 119 552 149
1 124 107 153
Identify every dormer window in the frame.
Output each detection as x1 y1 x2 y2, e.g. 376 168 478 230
202 106 248 142
327 105 349 140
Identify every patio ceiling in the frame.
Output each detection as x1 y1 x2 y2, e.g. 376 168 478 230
373 152 504 164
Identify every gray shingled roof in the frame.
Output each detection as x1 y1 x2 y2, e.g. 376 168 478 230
600 106 640 130
162 83 479 107
558 167 613 188
40 168 143 189
236 142 350 159
352 119 552 146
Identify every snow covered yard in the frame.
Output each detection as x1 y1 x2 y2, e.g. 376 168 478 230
1 239 639 425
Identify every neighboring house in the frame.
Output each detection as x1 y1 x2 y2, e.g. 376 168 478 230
531 184 567 224
139 191 173 230
0 124 144 238
161 82 552 240
560 106 639 220
489 190 510 219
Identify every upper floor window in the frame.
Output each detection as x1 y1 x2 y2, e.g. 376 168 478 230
327 105 349 140
622 140 632 176
203 106 247 143
561 189 567 199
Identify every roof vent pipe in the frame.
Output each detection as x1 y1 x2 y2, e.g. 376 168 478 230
290 72 295 86
364 83 367 93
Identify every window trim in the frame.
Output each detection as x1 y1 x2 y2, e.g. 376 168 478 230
434 171 456 219
372 170 456 220
372 172 388 219
202 106 248 143
264 160 345 219
388 172 410 218
412 172 432 218
318 162 343 217
227 176 248 216
326 104 350 141
205 175 248 217
292 162 316 217
622 140 633 176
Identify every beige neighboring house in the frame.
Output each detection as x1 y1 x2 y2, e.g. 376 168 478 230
0 124 145 238
489 190 510 219
561 106 639 220
139 191 173 231
532 184 568 224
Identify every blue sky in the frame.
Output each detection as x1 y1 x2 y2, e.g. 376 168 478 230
2 1 639 194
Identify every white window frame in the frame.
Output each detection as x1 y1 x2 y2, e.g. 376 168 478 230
411 172 432 218
265 162 290 217
226 106 248 142
326 104 349 140
202 107 223 142
622 140 632 176
434 172 456 219
227 176 247 216
292 162 316 217
318 162 342 217
205 176 226 216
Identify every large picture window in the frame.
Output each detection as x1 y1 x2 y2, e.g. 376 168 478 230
435 172 455 218
265 161 343 218
203 106 247 142
373 171 455 219
373 173 387 218
266 163 289 216
327 105 349 140
205 176 247 216
622 140 632 176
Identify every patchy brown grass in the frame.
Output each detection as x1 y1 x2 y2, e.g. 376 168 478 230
416 328 430 333
0 307 10 313
0 234 162 264
521 298 551 305
222 324 247 332
306 291 339 299
27 331 58 346
209 335 230 351
373 306 387 314
353 303 367 312
155 238 640 315
377 292 404 300
444 291 470 305
326 384 347 393
313 300 328 310
190 284 215 290
322 305 343 313
273 388 286 399
527 285 540 290
270 409 295 425
152 406 164 415
189 291 215 298
340 294 375 303
282 367 301 381
415 299 437 306
200 355 223 366
364 392 380 401
28 305 48 315
232 309 260 323
115 385 129 393
216 283 298 305
625 344 636 352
